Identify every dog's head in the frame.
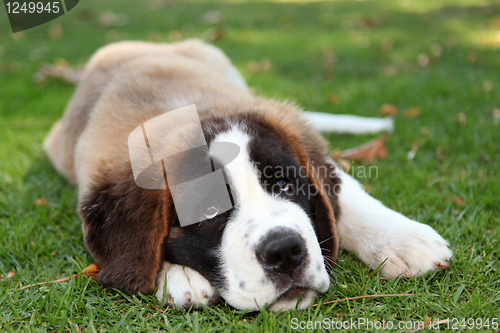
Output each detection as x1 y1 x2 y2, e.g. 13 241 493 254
80 102 341 311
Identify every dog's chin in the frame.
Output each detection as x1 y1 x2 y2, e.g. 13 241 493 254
268 287 318 312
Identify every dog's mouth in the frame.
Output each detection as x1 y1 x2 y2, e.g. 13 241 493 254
266 286 318 311
275 286 312 302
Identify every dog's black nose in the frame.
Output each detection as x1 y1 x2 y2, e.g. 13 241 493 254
257 230 305 275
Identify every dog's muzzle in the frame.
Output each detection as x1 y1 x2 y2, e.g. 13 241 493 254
256 229 306 276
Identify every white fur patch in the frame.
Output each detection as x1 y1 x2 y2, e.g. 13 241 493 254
156 262 219 309
328 157 453 278
304 112 394 134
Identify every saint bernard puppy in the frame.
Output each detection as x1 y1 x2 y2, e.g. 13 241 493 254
44 39 452 311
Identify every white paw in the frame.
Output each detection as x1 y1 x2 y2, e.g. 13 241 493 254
155 262 220 309
370 222 453 279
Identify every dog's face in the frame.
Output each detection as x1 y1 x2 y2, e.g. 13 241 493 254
80 109 340 311
162 115 337 310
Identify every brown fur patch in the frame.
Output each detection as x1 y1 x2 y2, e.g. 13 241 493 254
79 164 173 294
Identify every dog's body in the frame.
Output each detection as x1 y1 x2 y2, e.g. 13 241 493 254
44 40 452 311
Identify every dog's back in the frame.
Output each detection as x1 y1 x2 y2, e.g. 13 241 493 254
44 39 249 185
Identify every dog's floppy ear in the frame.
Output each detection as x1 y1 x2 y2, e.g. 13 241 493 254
307 155 341 264
289 129 341 266
79 171 172 294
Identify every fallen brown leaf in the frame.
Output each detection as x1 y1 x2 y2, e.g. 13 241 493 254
247 58 272 74
326 94 340 104
332 137 387 163
380 103 398 116
454 196 464 205
435 148 444 161
404 107 421 119
49 24 63 40
202 27 225 42
408 318 450 333
0 271 15 280
360 15 375 28
247 60 261 73
436 262 450 269
34 197 47 206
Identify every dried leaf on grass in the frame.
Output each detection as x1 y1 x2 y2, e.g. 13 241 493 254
454 196 464 205
34 59 84 84
0 271 15 280
380 103 398 116
15 264 99 291
331 137 387 166
202 27 226 42
34 197 48 206
49 24 63 40
326 93 340 105
404 107 421 119
247 58 272 74
408 317 450 332
436 262 450 269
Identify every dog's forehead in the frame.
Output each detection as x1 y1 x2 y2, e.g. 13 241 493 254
208 125 257 203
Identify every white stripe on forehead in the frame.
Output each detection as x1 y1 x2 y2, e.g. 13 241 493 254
210 128 330 310
209 125 258 204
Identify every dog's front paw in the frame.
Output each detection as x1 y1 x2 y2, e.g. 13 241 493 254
372 222 452 279
156 262 220 309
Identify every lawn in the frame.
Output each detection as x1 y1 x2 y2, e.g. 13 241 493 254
1 0 499 331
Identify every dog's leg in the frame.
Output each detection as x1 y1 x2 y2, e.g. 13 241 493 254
305 112 394 134
331 162 452 278
156 262 220 309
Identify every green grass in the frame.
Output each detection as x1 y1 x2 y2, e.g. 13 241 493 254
1 0 499 331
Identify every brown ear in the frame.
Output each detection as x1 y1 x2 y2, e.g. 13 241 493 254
288 130 341 268
309 159 341 264
79 172 172 294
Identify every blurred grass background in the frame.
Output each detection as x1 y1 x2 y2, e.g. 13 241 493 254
0 0 499 331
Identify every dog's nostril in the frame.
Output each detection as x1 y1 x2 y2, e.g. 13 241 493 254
258 231 305 275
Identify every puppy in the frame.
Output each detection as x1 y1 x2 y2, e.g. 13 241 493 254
44 39 452 311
